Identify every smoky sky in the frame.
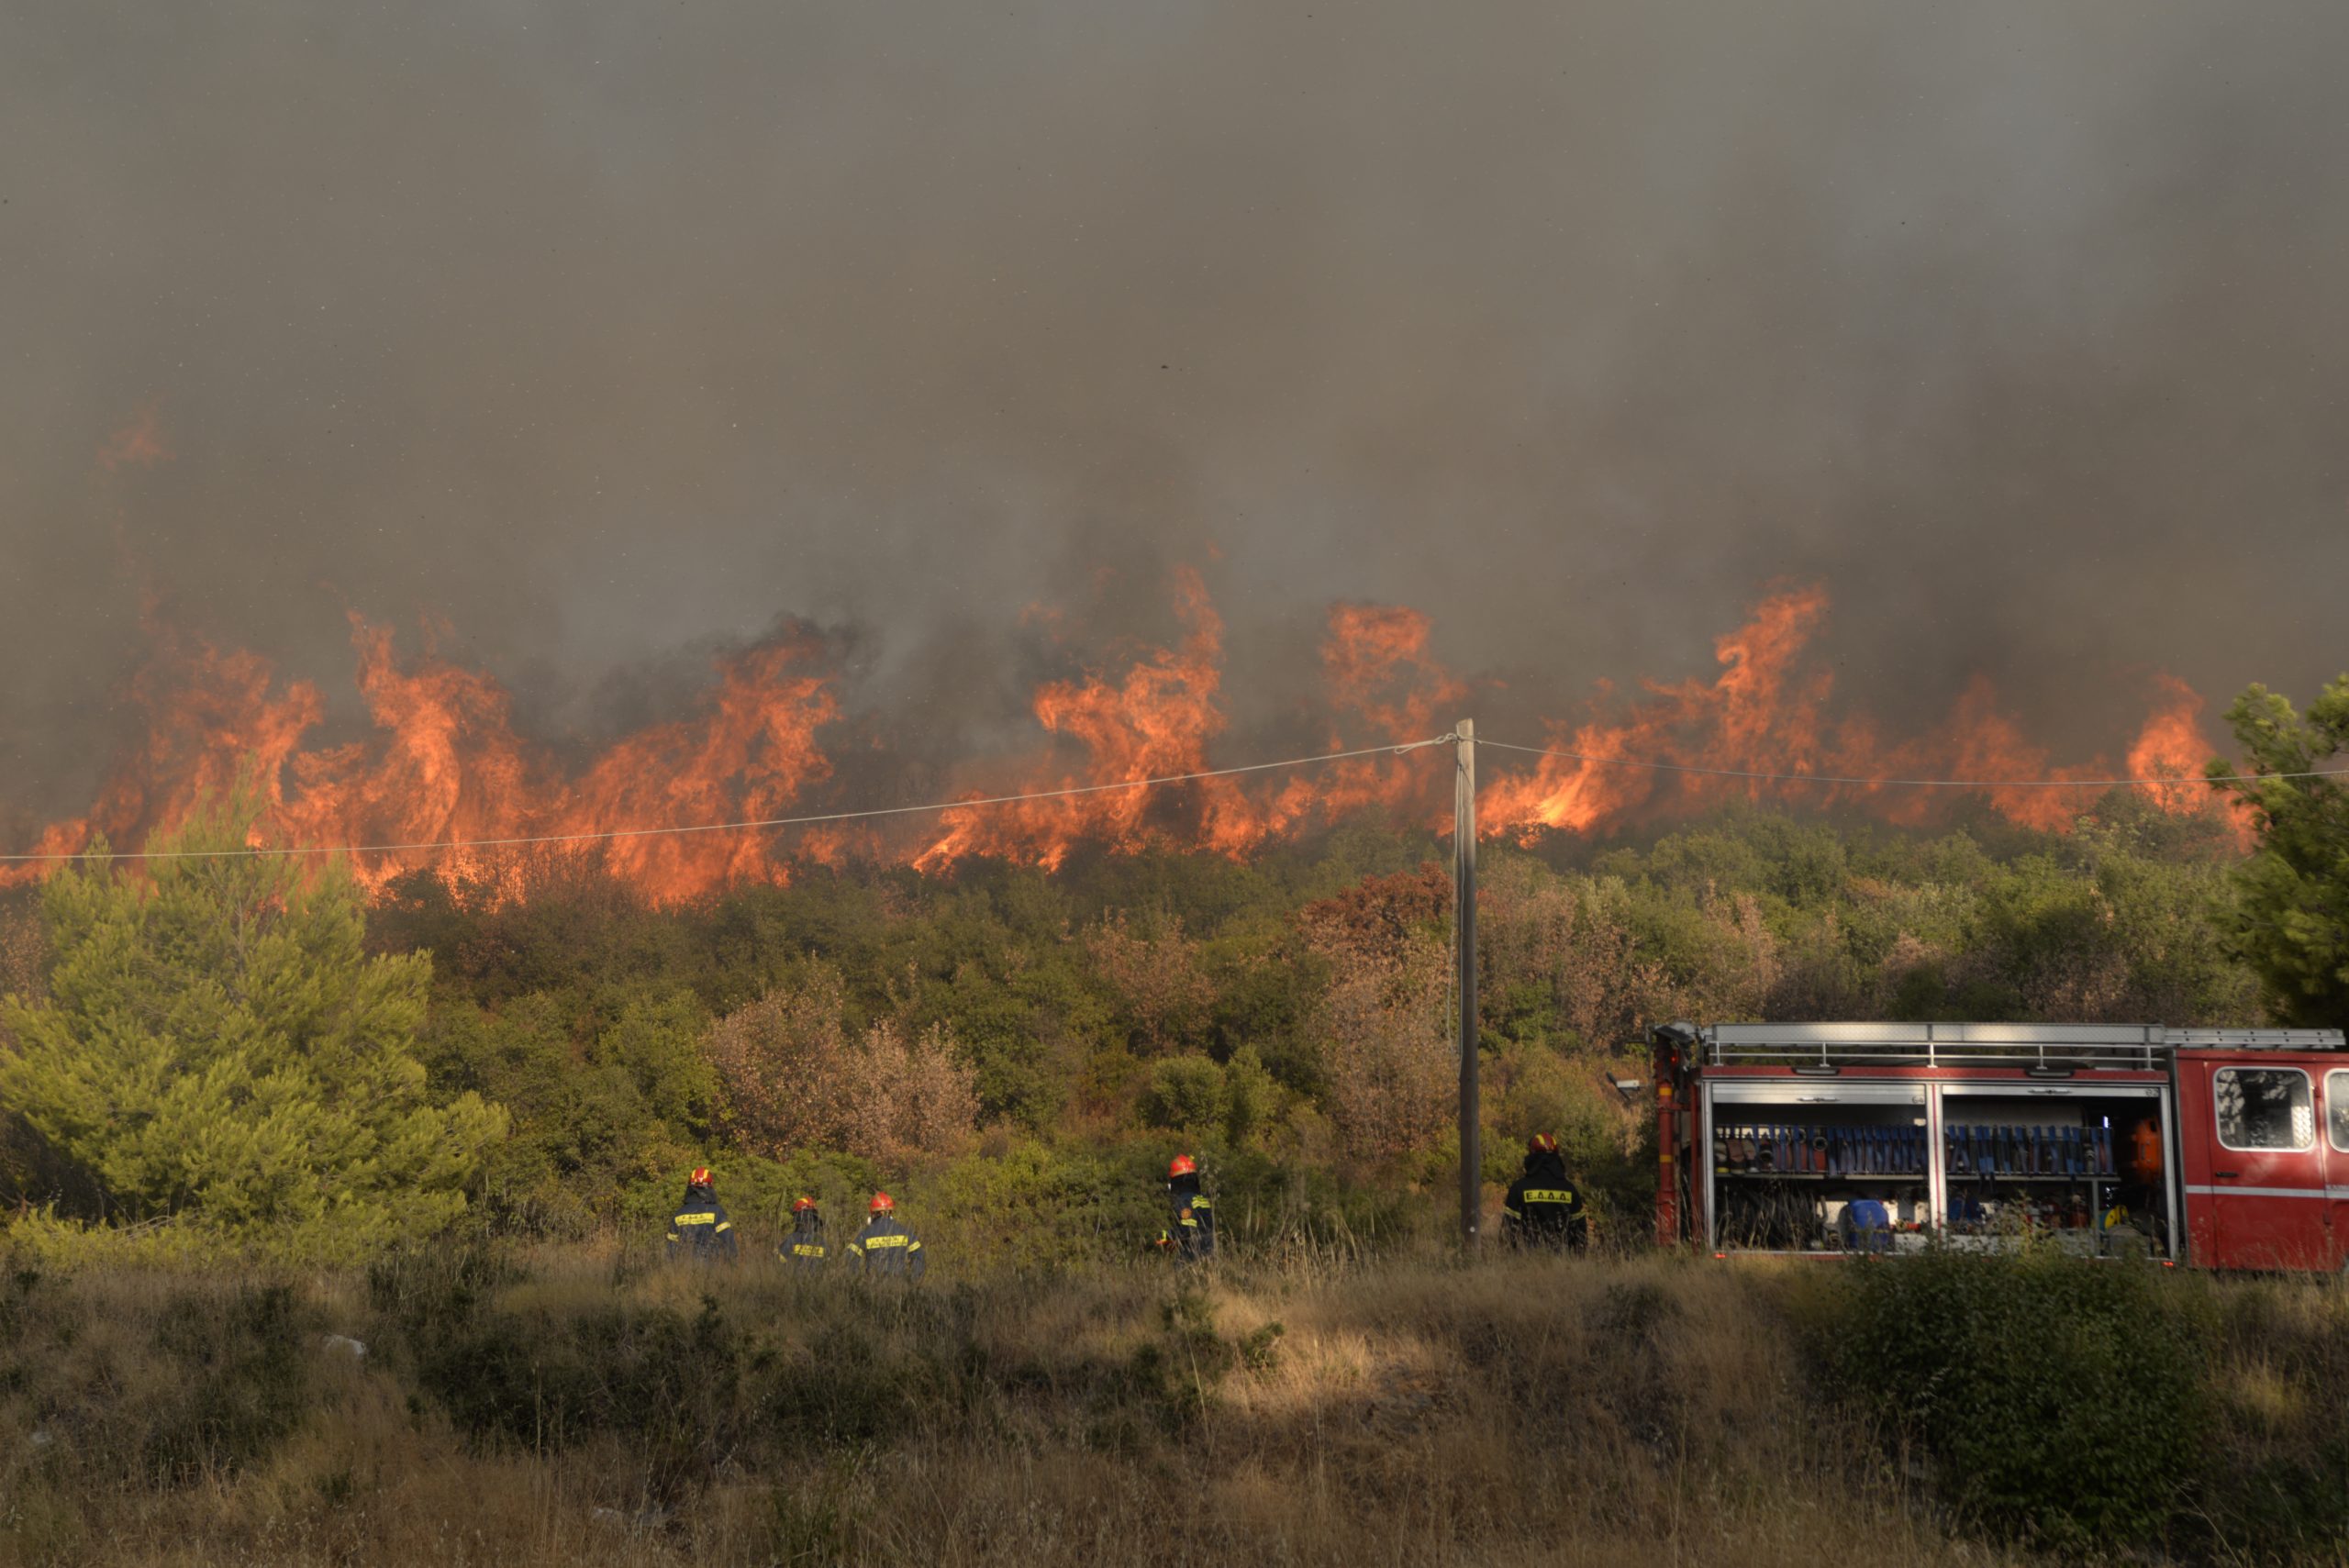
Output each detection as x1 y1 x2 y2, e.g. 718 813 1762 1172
4 1 2347 825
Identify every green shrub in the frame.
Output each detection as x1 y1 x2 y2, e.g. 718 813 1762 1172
925 1139 1163 1271
1815 1246 2208 1551
760 1318 930 1448
1139 1054 1227 1132
400 1291 749 1500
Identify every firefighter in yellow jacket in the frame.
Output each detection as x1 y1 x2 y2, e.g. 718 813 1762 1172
1155 1152 1216 1262
844 1192 926 1279
779 1195 828 1268
666 1166 739 1262
1500 1134 1587 1251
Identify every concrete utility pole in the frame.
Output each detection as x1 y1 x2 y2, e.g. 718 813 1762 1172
1454 717 1479 1248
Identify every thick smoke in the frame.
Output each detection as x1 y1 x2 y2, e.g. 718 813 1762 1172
4 2 2346 828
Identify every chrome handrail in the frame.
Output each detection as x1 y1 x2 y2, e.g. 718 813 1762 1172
1683 1022 2342 1071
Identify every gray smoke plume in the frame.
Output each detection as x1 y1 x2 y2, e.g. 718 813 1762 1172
4 1 2346 828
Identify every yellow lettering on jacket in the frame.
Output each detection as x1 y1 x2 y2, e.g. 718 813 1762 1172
863 1233 908 1249
1521 1189 1576 1205
674 1212 718 1226
790 1244 826 1259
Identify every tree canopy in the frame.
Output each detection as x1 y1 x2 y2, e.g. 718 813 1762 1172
0 803 506 1262
2208 676 2349 1028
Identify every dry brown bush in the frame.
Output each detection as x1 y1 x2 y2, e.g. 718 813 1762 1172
707 968 979 1165
1085 910 1213 1054
1476 862 1675 1050
1312 934 1453 1166
1297 869 1453 1167
827 1018 984 1166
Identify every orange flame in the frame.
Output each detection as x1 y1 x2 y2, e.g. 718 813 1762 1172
2124 673 2222 818
1255 603 1465 835
4 615 839 901
1476 587 2240 844
3 579 2245 898
1478 586 1835 833
912 567 1263 871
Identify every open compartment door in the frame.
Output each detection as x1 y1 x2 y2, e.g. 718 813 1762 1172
1703 1080 1929 1253
1935 1081 2173 1257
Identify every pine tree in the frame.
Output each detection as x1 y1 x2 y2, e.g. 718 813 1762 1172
2208 677 2349 1028
0 799 506 1262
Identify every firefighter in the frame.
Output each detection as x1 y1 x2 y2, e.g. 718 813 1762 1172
1501 1133 1587 1251
779 1195 829 1268
1160 1153 1215 1262
844 1192 927 1280
665 1166 739 1263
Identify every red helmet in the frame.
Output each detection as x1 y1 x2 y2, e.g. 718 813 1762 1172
1167 1154 1197 1179
868 1191 896 1214
791 1195 818 1213
1527 1134 1560 1156
689 1166 713 1186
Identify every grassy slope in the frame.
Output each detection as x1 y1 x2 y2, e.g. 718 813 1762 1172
0 1247 1965 1568
6 1244 2343 1567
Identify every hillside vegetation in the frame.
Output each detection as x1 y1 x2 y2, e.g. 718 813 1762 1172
0 791 2268 1255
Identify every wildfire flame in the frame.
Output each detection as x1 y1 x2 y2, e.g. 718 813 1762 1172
1476 587 2234 841
6 613 839 903
2 578 2241 902
911 568 1259 872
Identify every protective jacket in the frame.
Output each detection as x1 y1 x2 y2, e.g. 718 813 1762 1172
845 1214 927 1279
1165 1172 1216 1262
667 1183 739 1263
780 1211 829 1268
1500 1151 1586 1251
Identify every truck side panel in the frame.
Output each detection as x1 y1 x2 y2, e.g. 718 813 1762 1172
2177 1051 2335 1272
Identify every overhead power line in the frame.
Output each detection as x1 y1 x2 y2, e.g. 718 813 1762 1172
5 728 2335 868
0 736 1456 864
1472 735 2349 789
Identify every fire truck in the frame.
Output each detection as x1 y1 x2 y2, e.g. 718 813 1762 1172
1650 1022 2349 1272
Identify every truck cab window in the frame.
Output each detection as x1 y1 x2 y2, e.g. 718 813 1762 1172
2328 1071 2349 1154
2213 1068 2313 1152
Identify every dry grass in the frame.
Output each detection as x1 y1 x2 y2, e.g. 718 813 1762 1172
8 1242 2336 1566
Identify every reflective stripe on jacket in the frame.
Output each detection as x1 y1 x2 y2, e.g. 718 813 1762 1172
1168 1178 1216 1262
846 1216 927 1279
666 1193 739 1262
780 1214 828 1266
1501 1154 1586 1251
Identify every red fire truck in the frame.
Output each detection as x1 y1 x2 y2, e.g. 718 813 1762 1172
1650 1022 2349 1272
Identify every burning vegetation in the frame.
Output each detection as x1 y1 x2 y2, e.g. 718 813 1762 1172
3 574 2236 902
